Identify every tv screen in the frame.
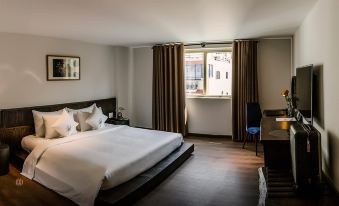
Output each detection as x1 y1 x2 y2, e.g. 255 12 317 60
296 65 313 123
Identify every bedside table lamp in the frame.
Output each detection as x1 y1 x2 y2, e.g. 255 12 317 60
0 143 10 175
117 107 125 120
281 89 293 117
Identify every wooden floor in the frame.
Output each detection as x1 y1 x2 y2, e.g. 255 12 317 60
1 136 338 206
134 136 264 206
0 165 75 206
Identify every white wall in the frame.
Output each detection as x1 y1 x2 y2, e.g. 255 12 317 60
131 47 153 128
258 39 292 111
0 33 117 109
113 47 132 118
186 98 232 135
129 47 233 135
294 0 339 192
130 41 291 136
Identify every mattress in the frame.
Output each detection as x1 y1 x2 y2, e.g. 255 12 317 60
22 124 183 206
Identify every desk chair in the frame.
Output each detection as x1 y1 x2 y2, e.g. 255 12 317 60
242 102 262 156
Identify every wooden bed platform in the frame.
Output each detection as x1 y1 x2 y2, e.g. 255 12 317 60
10 142 194 206
0 98 194 206
96 143 194 206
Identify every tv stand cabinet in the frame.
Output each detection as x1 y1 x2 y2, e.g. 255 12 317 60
260 110 292 170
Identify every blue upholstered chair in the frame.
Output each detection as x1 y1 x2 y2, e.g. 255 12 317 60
242 102 262 156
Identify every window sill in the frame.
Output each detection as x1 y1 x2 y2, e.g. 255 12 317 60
186 95 232 100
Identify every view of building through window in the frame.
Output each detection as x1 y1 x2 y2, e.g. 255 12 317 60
184 52 204 95
184 50 232 96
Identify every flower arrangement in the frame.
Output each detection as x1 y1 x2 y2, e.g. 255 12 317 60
281 89 294 117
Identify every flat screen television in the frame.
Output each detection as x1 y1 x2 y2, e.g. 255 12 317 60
296 65 313 123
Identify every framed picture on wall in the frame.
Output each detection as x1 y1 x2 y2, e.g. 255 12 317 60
46 55 80 80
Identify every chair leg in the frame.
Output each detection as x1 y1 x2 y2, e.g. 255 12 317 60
242 133 248 149
255 135 258 156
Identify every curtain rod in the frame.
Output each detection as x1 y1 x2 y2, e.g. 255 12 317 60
153 42 182 47
152 42 232 48
153 38 265 48
184 40 261 47
152 37 290 48
184 41 233 47
234 39 260 42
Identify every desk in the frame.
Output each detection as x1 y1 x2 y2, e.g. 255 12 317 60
260 112 292 170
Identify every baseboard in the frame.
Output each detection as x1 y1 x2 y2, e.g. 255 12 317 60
131 127 232 138
187 133 232 138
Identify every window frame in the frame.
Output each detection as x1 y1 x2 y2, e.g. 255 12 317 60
184 47 232 99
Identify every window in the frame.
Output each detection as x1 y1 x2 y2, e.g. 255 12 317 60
208 64 214 78
185 53 204 95
185 49 232 97
216 71 220 79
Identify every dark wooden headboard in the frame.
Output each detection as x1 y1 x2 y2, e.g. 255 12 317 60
0 97 116 154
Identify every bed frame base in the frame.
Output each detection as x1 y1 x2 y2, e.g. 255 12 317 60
96 143 194 206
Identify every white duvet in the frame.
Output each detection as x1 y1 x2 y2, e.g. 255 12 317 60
22 125 183 206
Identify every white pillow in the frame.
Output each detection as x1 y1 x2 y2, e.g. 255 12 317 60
67 103 96 130
77 111 92 132
86 107 108 130
43 112 64 139
32 109 63 137
67 103 96 114
52 110 78 137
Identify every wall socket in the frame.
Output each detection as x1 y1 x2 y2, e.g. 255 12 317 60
109 112 113 118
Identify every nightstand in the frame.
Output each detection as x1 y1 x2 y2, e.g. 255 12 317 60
0 144 9 176
106 118 130 126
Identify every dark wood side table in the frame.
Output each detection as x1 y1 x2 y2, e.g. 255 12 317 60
260 111 292 170
106 118 130 126
0 144 10 175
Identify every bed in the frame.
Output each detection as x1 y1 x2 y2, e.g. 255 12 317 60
0 98 194 206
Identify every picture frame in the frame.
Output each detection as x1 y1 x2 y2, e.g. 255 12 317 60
46 55 80 81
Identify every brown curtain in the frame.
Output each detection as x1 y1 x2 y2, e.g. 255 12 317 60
152 43 186 136
232 40 258 141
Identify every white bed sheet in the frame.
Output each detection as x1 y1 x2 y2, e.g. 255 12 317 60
21 135 49 152
21 124 183 206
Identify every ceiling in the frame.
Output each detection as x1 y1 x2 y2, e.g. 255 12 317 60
0 0 317 46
